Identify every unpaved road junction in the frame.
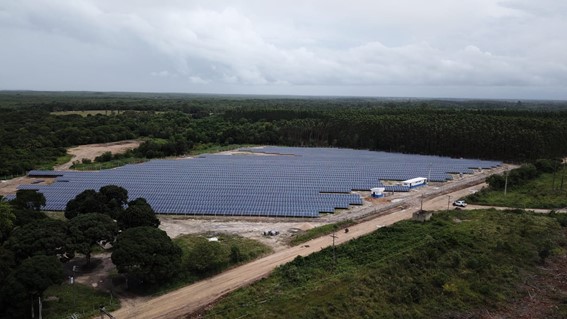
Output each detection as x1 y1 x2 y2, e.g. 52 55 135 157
112 165 514 319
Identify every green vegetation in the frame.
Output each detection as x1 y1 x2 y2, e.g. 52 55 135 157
36 154 73 171
1 186 168 318
189 143 254 155
2 92 567 317
42 283 119 319
175 234 271 269
468 165 567 209
204 210 566 318
71 157 147 170
50 110 129 116
111 227 182 285
151 233 272 294
3 92 567 177
289 220 355 246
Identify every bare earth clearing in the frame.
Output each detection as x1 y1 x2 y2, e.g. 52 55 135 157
54 140 141 170
6 142 550 318
0 140 140 196
112 165 517 319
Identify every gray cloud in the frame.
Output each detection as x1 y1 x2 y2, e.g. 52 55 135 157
0 0 566 99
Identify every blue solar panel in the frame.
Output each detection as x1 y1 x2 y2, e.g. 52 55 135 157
22 147 500 217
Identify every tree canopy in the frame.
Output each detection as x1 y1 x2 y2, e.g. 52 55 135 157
0 201 16 242
111 226 182 285
8 255 64 297
2 94 567 178
4 219 68 261
116 198 160 230
68 213 118 266
65 185 128 219
12 208 48 227
187 239 225 274
10 190 46 211
2 255 64 319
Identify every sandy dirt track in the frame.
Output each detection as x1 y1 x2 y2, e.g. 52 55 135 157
54 140 141 170
0 142 515 318
111 181 496 319
112 208 413 319
0 140 140 196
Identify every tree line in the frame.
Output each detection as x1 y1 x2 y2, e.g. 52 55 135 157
0 186 174 318
2 96 567 177
0 184 270 318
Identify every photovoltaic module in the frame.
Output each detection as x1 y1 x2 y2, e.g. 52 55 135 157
19 147 501 218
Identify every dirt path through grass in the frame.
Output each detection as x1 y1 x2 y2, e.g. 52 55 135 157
111 182 492 319
0 140 141 196
54 140 141 170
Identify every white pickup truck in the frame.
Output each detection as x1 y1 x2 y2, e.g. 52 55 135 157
453 200 467 207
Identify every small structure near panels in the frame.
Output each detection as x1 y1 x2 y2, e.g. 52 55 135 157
370 187 386 198
401 177 428 188
19 147 501 218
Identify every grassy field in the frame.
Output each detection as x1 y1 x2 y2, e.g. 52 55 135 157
36 154 73 170
144 233 272 295
289 220 355 246
203 210 566 318
43 282 119 319
467 167 567 209
188 143 255 155
70 157 148 170
51 110 127 116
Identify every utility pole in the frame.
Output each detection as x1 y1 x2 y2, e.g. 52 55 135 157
447 195 451 211
552 163 557 191
330 232 338 269
504 171 508 196
561 167 565 191
420 194 424 211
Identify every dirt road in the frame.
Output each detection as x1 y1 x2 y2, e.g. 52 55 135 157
111 183 486 319
54 140 141 170
0 140 140 196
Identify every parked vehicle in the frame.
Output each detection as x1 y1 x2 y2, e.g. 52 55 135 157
453 200 467 207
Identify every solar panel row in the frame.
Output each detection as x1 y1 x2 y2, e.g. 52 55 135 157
24 147 500 217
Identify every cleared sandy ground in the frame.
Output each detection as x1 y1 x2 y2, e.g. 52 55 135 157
1 142 515 318
0 140 140 196
54 140 141 170
112 166 511 319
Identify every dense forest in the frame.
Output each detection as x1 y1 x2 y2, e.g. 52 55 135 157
1 91 567 177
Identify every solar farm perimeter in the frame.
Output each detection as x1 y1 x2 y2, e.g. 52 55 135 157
21 147 501 218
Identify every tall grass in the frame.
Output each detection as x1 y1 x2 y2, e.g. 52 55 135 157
204 210 566 318
42 283 119 319
289 220 355 246
467 167 567 209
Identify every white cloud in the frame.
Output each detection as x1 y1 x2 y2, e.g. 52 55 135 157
188 76 210 84
1 0 566 98
150 70 172 78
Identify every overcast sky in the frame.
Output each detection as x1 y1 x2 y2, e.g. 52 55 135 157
1 0 566 99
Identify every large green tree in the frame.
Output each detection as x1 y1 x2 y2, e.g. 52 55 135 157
0 201 16 242
10 190 46 211
187 239 225 274
116 198 160 230
99 185 129 218
65 189 107 219
65 185 128 219
4 219 68 261
3 255 64 319
68 213 118 266
13 209 48 227
111 227 182 285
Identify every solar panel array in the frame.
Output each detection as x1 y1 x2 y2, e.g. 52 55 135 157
22 147 500 217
